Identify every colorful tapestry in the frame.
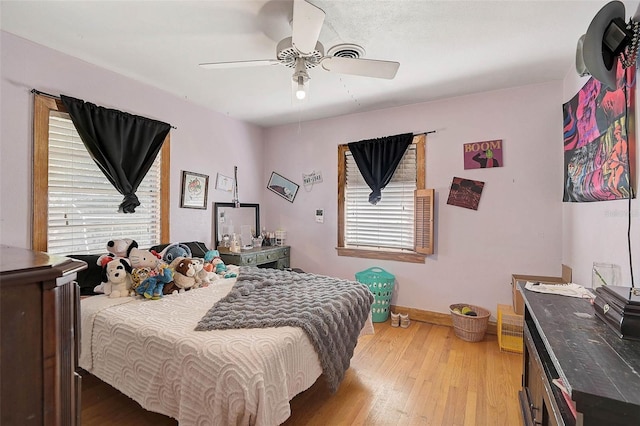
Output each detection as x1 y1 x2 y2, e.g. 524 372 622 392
446 177 485 210
562 63 636 202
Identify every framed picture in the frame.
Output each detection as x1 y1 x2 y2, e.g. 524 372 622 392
446 177 485 210
180 170 209 209
267 172 299 203
215 173 233 192
463 139 503 169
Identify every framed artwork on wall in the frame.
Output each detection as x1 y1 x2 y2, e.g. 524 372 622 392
215 173 233 192
180 170 209 209
446 177 484 210
267 172 299 203
463 139 503 169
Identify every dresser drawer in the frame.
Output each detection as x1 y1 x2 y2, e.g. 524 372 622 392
241 254 257 265
256 251 280 264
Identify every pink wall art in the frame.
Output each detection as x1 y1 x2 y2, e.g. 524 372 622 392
463 139 503 169
562 62 636 202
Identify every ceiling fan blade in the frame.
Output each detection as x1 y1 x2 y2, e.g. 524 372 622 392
321 57 400 79
199 59 280 69
292 0 325 55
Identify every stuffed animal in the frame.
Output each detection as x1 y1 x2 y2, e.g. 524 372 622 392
97 238 138 266
136 266 173 299
130 267 152 294
160 243 192 264
101 258 133 298
190 258 214 288
163 257 196 294
107 238 138 258
203 249 219 263
129 247 164 295
211 256 237 279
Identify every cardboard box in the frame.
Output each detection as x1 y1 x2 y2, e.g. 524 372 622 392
512 265 572 314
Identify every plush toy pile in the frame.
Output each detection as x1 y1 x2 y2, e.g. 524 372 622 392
92 239 236 300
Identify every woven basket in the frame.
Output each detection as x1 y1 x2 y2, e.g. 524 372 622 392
449 304 490 342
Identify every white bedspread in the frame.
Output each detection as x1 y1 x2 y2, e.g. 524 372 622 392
80 277 373 425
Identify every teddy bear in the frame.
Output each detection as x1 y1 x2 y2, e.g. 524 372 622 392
163 257 196 294
136 266 173 299
100 258 133 298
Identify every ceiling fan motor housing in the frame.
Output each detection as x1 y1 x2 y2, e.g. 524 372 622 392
277 37 324 69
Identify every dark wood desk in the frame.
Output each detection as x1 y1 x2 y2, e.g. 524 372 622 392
518 281 640 426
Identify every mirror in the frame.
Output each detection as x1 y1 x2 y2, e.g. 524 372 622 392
213 202 260 249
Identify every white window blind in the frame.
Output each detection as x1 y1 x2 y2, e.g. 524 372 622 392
47 111 161 255
344 145 417 250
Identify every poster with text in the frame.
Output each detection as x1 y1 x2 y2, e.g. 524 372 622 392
463 139 503 169
562 62 636 202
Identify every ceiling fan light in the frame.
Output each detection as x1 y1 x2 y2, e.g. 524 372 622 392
293 73 307 100
295 84 306 100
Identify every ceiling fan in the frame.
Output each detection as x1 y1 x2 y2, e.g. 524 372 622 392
199 0 400 100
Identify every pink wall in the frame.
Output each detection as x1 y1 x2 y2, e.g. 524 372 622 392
0 31 265 250
1 29 578 318
263 83 565 316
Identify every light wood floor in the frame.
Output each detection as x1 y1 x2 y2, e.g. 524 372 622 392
81 320 523 426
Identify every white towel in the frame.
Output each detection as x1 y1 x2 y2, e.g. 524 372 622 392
524 281 595 299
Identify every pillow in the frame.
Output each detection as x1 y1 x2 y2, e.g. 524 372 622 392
66 255 102 295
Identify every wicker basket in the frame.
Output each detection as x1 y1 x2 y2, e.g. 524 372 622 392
449 304 490 342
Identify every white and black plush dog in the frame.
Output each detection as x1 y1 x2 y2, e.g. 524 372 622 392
100 258 133 298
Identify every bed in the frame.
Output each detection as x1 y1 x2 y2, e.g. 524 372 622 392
79 266 374 425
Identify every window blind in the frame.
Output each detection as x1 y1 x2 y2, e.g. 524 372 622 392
345 145 416 250
47 111 161 255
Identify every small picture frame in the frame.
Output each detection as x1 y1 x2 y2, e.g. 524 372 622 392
267 172 299 203
215 173 233 192
180 170 209 209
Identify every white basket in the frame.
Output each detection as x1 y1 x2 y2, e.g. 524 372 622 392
275 230 286 246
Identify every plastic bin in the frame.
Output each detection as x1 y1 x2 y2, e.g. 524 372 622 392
497 304 524 353
356 267 395 322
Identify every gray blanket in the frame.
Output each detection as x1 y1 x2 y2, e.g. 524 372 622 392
195 266 374 392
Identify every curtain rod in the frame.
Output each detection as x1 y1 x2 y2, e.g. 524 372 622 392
30 89 177 129
415 130 437 135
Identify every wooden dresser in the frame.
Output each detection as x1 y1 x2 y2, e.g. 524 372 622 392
518 281 640 426
0 246 87 426
218 245 290 269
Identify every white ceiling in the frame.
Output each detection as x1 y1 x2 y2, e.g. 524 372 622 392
0 1 631 128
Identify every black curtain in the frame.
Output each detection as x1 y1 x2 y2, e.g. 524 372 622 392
348 133 413 204
61 95 171 213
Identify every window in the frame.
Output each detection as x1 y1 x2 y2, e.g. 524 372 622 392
337 134 432 263
32 94 170 254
